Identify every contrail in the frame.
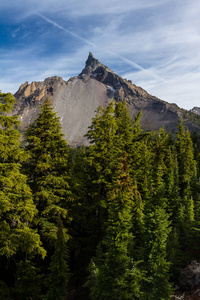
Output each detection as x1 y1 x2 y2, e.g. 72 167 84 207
105 50 167 82
35 12 166 83
35 12 96 48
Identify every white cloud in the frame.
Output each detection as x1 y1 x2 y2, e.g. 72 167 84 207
0 0 171 20
0 0 200 109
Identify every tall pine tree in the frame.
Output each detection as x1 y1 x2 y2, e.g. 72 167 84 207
144 207 172 300
44 218 70 300
87 154 144 300
25 98 71 243
0 92 45 258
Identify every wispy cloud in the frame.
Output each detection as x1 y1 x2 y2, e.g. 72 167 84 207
35 12 97 48
36 12 166 83
0 0 171 20
0 0 200 109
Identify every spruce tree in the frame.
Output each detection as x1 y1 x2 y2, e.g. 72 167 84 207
164 147 180 221
0 92 45 258
142 129 172 299
174 120 200 267
86 100 118 191
25 98 71 242
176 119 197 200
144 207 172 300
85 100 119 254
150 127 168 208
86 100 145 199
85 100 144 225
114 101 135 156
87 154 144 300
14 260 43 300
44 218 70 300
68 146 101 290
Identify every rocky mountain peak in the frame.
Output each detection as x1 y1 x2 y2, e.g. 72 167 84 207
78 53 154 104
85 52 101 69
79 52 114 82
13 53 200 145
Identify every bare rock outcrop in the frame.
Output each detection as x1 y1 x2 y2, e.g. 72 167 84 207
179 261 200 291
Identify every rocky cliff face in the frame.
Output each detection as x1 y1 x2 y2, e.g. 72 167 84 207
14 52 199 145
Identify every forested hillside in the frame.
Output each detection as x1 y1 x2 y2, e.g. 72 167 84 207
1 91 200 300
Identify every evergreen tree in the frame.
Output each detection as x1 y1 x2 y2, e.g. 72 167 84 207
164 148 180 222
114 101 135 156
144 207 172 300
68 146 101 292
44 218 70 300
14 260 43 300
25 98 71 242
176 119 197 200
86 100 146 201
150 128 168 208
0 92 45 258
175 120 197 260
139 129 173 299
86 100 145 230
87 154 144 300
135 135 154 202
85 100 119 257
86 100 118 191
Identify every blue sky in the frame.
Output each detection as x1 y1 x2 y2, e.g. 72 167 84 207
1 0 200 110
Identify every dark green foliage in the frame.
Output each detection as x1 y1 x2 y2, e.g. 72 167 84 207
25 98 71 242
14 261 43 300
176 119 197 199
44 218 70 300
85 101 200 300
164 148 180 221
0 92 45 258
1 94 200 300
0 280 12 300
114 101 135 155
144 208 172 300
67 146 101 293
87 155 144 300
86 100 118 191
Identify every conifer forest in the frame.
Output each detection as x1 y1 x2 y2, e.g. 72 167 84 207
1 91 200 300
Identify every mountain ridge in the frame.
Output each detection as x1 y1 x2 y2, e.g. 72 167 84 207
13 53 200 145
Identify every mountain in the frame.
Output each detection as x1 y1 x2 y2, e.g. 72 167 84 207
14 52 200 145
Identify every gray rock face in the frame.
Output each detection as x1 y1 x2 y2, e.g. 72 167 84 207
15 75 109 145
13 53 200 145
191 107 200 115
179 261 200 291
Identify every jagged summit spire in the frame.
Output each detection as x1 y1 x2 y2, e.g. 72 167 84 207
80 52 114 80
85 52 101 69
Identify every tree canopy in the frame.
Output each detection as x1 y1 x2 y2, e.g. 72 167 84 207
1 96 200 300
